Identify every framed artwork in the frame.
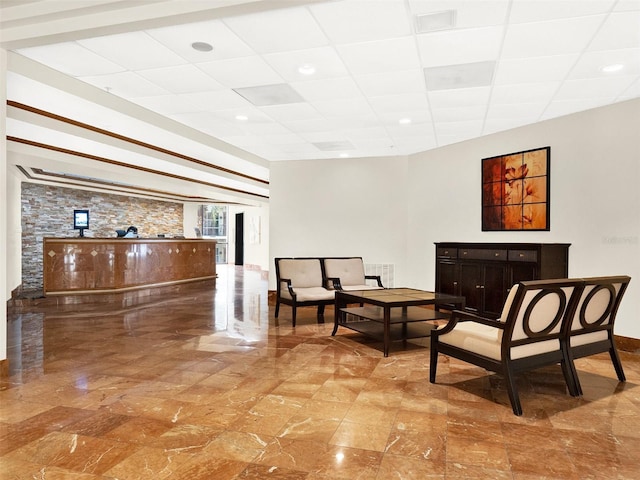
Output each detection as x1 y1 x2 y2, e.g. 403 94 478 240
482 146 550 231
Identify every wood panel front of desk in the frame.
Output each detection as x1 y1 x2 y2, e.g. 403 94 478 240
43 238 216 295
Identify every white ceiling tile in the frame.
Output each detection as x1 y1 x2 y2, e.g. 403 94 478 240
354 70 426 97
147 19 255 62
342 126 390 140
197 56 283 88
78 32 187 70
491 82 560 104
376 109 432 125
554 75 638 100
541 98 615 119
619 78 640 100
428 86 491 108
569 48 640 79
137 64 222 94
502 16 606 58
486 102 546 120
178 90 253 111
495 54 579 84
369 93 430 114
417 26 504 67
310 0 411 44
430 105 486 122
311 97 376 117
132 95 201 115
260 133 306 145
223 7 328 54
508 0 615 24
436 120 483 135
261 103 321 122
408 0 510 28
264 47 349 81
588 11 640 51
281 117 337 134
386 122 434 138
16 42 124 76
291 77 363 102
78 71 169 98
336 36 421 75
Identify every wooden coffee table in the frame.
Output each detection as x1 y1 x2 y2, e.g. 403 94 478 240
332 288 465 356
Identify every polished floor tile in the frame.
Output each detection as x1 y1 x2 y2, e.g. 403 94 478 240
2 265 639 479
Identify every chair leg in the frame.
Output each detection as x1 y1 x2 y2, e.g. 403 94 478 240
429 336 438 383
292 305 297 328
503 366 523 416
275 300 280 318
609 344 626 382
317 304 325 317
560 347 580 397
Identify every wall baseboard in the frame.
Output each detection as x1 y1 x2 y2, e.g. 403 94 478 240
615 336 640 353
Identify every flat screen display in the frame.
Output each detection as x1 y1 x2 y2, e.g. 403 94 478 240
74 210 89 229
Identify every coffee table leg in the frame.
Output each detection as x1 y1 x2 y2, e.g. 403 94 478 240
383 307 390 357
332 295 341 336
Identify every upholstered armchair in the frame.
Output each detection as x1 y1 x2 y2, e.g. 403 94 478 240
430 279 583 415
323 257 384 291
274 258 335 327
565 275 631 395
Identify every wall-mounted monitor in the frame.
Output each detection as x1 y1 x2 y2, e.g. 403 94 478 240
73 209 89 237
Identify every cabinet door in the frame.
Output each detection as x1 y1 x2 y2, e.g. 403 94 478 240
459 263 482 313
437 260 458 296
510 263 537 285
482 264 508 318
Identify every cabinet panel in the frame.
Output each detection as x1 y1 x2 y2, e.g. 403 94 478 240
459 263 482 313
437 260 458 296
483 264 508 317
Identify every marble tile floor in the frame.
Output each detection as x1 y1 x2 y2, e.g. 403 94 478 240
1 265 639 479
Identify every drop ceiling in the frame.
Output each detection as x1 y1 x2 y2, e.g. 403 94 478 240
2 0 639 203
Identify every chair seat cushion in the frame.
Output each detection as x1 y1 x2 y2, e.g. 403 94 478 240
281 286 334 301
440 322 561 361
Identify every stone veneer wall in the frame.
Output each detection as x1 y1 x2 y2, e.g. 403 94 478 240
21 183 184 292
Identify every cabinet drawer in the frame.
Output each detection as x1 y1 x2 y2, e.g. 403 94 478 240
437 247 457 259
459 248 507 261
509 250 538 262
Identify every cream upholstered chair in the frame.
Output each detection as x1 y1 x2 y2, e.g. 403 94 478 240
565 275 631 395
430 278 583 415
323 257 384 291
274 258 334 327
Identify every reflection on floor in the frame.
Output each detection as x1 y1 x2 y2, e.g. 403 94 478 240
2 265 639 479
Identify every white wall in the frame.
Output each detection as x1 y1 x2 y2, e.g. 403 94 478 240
269 155 409 289
269 100 640 339
406 99 640 339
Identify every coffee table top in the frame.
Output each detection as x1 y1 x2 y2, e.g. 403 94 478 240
336 288 465 307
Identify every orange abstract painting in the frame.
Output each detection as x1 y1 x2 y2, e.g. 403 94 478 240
482 147 550 231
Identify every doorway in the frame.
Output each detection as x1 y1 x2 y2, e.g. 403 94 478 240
235 212 244 265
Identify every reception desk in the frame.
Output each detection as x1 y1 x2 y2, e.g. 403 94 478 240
43 237 216 295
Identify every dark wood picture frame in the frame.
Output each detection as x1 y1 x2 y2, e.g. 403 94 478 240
482 146 550 231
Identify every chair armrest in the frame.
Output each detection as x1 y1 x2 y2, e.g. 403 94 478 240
326 276 343 290
365 275 384 287
279 278 297 298
434 309 505 335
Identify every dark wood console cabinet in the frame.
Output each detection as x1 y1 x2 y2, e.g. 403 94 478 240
435 242 570 318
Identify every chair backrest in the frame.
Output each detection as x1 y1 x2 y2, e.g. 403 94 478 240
501 279 583 360
323 257 365 288
567 275 631 341
275 258 324 289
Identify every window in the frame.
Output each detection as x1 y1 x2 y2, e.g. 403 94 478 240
201 205 228 264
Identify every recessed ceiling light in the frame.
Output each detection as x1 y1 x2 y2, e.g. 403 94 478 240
399 117 412 125
235 114 248 121
600 63 624 73
191 41 213 52
415 10 457 34
298 64 316 75
339 153 349 158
